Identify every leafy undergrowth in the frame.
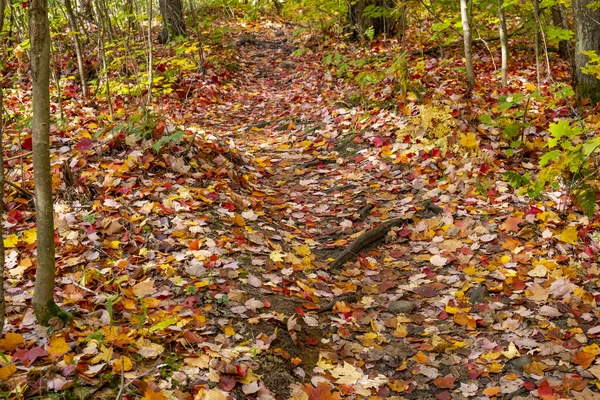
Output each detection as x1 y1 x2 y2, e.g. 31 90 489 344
0 15 600 400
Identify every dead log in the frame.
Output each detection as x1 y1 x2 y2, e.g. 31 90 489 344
330 215 411 270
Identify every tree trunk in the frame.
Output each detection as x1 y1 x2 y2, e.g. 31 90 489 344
64 0 88 97
29 0 59 326
0 94 6 337
572 0 600 104
498 0 509 87
347 0 396 40
551 5 571 60
158 0 186 43
460 0 475 90
0 0 6 33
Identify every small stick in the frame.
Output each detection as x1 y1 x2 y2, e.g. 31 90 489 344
5 151 33 162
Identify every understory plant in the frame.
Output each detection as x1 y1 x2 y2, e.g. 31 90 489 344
507 118 600 216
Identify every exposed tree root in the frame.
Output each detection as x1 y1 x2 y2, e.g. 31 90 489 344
330 216 412 270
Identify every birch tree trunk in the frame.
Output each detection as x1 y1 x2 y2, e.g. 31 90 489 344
460 0 475 90
498 0 509 87
30 0 59 325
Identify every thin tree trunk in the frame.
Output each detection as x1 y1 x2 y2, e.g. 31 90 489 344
460 0 475 90
146 0 153 106
158 0 186 43
30 0 59 326
551 5 570 60
64 0 88 97
0 0 6 33
498 0 509 87
0 93 6 337
98 26 114 117
188 0 205 73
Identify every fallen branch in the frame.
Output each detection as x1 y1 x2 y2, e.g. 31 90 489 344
330 215 412 270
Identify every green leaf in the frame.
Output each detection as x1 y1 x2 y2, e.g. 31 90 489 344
149 318 178 333
479 114 493 125
504 171 530 189
548 120 581 147
573 186 597 217
539 149 562 166
583 136 600 156
503 122 519 139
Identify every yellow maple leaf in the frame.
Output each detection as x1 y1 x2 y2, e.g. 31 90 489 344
269 250 285 262
330 361 362 385
22 229 36 245
459 132 479 149
112 356 133 373
232 213 245 227
294 244 311 257
3 234 18 248
559 226 578 245
224 326 235 336
48 336 70 361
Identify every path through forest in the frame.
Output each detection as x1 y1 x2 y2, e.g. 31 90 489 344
157 22 599 400
3 19 596 400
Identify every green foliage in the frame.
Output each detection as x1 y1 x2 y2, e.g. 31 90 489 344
531 119 600 216
505 171 531 189
581 50 600 80
283 0 346 34
152 129 185 152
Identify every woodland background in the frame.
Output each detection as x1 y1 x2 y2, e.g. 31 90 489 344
0 0 600 399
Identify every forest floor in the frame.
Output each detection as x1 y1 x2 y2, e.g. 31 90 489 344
0 14 599 400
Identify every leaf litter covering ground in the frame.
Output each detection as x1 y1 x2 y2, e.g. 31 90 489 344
0 20 599 400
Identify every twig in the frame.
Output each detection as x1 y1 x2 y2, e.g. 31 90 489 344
69 277 97 294
116 357 125 400
5 151 32 162
6 180 33 198
317 293 358 313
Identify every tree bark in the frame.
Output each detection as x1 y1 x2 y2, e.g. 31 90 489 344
0 90 6 337
551 5 571 60
0 0 6 33
347 0 396 40
572 0 600 104
29 0 59 326
460 0 475 90
498 0 509 87
158 0 186 43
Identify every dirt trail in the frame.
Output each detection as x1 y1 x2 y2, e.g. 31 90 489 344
169 23 598 400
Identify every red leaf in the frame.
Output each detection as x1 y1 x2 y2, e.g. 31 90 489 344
22 137 33 150
538 380 554 398
372 137 386 147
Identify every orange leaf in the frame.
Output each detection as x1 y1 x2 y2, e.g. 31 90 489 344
141 389 168 400
501 215 523 232
303 382 342 400
538 380 554 399
482 387 501 396
48 336 70 361
0 364 16 380
232 213 245 227
572 350 595 369
413 351 430 364
387 380 409 393
0 333 24 351
454 311 476 330
433 376 456 389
